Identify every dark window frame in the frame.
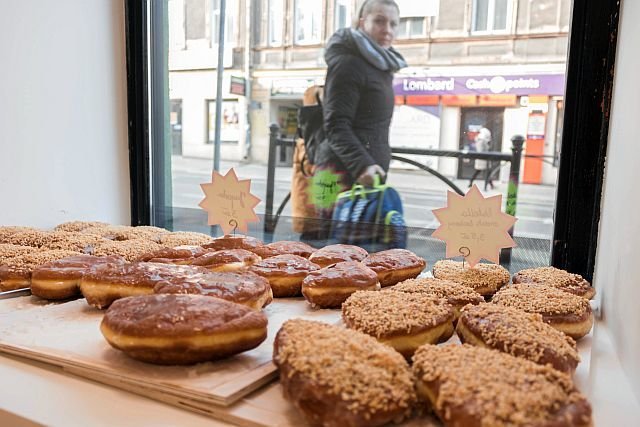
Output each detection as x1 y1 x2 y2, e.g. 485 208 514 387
125 0 621 282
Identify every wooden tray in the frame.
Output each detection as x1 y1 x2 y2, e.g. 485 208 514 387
0 296 340 407
0 296 594 427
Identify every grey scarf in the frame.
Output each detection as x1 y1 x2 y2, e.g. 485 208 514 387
350 28 407 72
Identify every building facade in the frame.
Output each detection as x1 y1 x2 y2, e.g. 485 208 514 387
169 0 570 184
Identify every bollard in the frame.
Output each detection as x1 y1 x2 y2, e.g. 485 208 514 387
265 123 280 233
500 135 525 265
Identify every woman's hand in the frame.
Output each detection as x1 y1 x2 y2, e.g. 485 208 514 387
356 164 386 187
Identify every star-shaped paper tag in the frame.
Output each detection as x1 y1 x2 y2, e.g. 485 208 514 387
431 185 517 267
199 168 261 235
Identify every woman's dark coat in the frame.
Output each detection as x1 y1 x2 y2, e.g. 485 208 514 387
316 29 396 185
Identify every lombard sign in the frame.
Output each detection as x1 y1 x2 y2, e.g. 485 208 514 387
395 74 565 96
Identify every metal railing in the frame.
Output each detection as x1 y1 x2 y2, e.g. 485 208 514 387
264 123 526 262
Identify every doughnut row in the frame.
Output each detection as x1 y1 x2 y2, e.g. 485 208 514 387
274 319 593 427
272 261 596 425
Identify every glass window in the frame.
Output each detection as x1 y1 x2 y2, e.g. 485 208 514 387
207 99 241 144
185 0 206 41
397 17 425 39
335 0 352 30
268 0 284 46
472 0 510 33
133 0 615 281
168 0 186 50
294 0 322 45
212 0 236 46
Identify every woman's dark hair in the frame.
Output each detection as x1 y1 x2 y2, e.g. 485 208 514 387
356 0 400 22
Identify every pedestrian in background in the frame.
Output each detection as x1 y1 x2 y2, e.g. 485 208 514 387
314 0 407 192
468 127 495 190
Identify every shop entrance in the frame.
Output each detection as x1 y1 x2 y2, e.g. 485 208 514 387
270 101 299 166
457 107 504 179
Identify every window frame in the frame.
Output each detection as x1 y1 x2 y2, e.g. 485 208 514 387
293 0 323 45
396 16 426 40
126 0 621 282
267 0 285 46
334 0 352 31
211 0 237 48
471 0 513 35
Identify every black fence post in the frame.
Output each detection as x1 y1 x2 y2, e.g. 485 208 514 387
265 123 280 234
500 135 525 264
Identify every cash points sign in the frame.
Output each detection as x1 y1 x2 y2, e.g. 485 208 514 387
395 74 565 96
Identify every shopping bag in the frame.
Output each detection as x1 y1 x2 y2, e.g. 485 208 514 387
330 175 407 250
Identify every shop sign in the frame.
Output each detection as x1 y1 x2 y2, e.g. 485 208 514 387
394 74 565 96
229 76 246 96
527 113 547 140
271 78 324 97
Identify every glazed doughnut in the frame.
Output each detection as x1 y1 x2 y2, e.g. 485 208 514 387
80 262 210 309
31 255 126 300
342 291 455 358
456 303 580 374
492 283 594 340
412 344 592 427
385 277 484 320
135 245 208 265
513 266 595 300
0 249 82 291
432 259 510 297
308 244 368 268
190 249 261 272
262 241 316 258
0 265 31 291
246 244 279 259
154 270 273 310
249 254 319 297
362 249 426 287
157 231 214 247
92 239 163 261
101 294 268 365
301 261 380 308
201 234 265 252
273 319 415 426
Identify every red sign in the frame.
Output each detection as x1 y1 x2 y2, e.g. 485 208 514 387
230 76 246 97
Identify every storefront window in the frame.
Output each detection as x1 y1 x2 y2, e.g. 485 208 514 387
207 99 240 144
129 0 617 279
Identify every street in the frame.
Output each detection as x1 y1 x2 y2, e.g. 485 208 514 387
171 155 556 240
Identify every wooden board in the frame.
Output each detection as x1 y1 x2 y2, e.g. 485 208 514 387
0 296 340 407
0 295 595 427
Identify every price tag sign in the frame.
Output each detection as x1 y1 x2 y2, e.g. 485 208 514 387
431 185 517 268
308 168 343 209
199 168 260 235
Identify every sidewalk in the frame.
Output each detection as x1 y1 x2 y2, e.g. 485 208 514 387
171 156 557 239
